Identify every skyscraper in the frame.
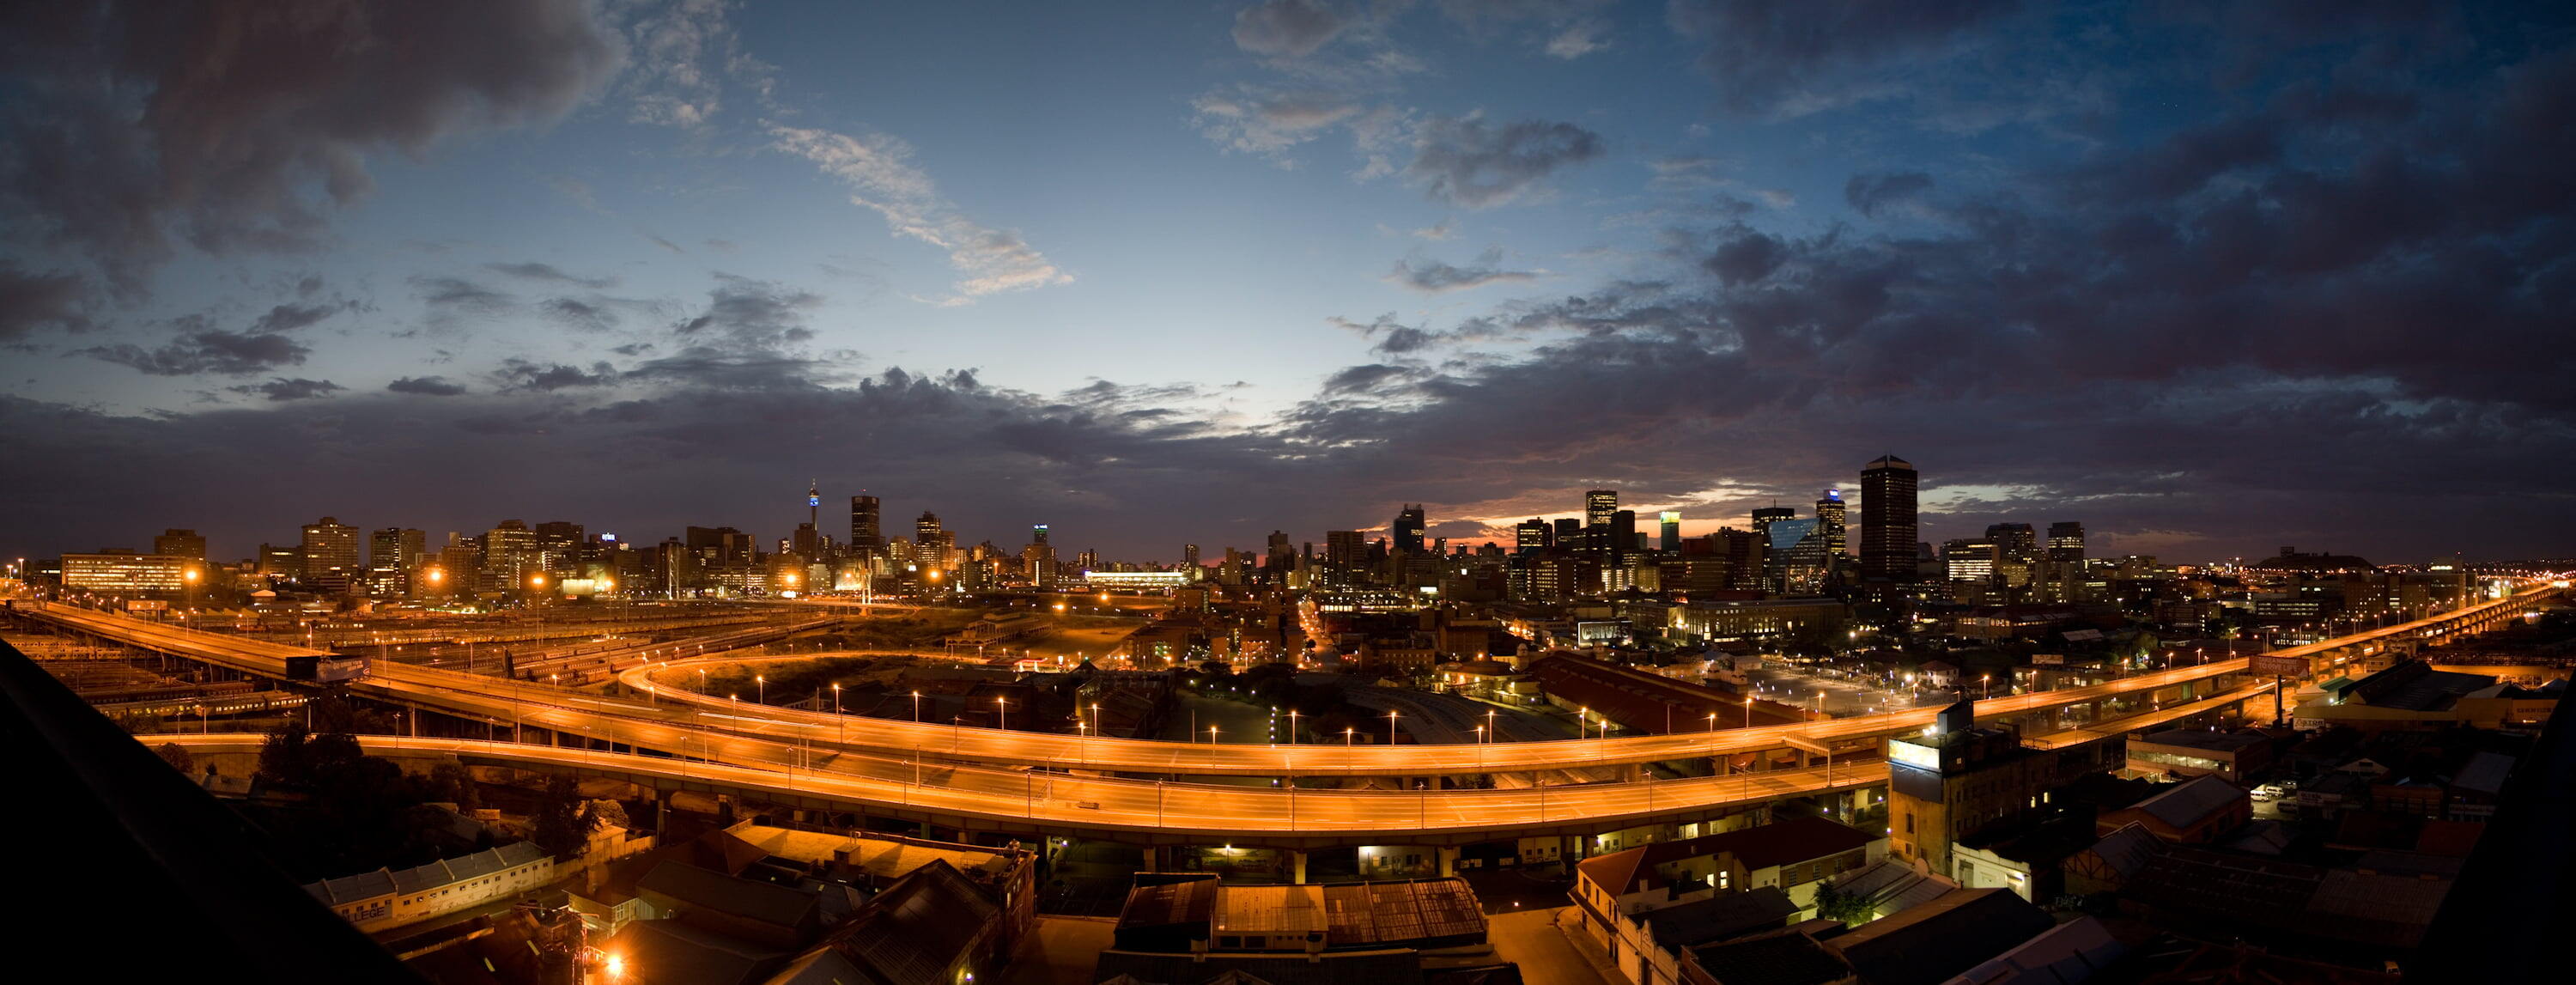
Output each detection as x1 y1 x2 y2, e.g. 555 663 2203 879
1031 523 1050 546
2047 522 2086 563
1815 489 1847 559
1584 489 1618 554
1184 544 1201 568
1324 532 1363 568
1752 505 1795 541
1862 455 1918 581
848 496 883 556
367 527 425 598
914 512 950 569
300 517 359 593
1610 509 1638 558
1659 513 1682 553
1394 504 1427 555
1985 523 2037 563
154 528 207 560
484 520 538 593
1515 518 1551 553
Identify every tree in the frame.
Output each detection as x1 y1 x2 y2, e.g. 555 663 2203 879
531 774 600 860
257 720 313 786
1812 879 1874 925
155 743 197 775
423 762 481 812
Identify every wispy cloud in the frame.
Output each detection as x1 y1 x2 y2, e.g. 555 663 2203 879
769 125 1072 303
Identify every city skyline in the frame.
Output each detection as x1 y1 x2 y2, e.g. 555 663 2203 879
6 2 2576 565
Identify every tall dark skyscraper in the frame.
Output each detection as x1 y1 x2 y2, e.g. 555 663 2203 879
1659 511 1681 552
1986 523 2037 563
1583 490 1618 554
1394 504 1426 554
1752 505 1795 540
1553 517 1581 545
848 496 882 554
1862 455 1918 581
1610 509 1637 557
1516 518 1551 553
2047 521 2086 563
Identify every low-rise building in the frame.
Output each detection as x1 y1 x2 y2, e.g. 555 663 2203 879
2093 775 2250 845
306 842 558 933
2126 728 2274 783
1099 876 1516 985
1573 817 1883 983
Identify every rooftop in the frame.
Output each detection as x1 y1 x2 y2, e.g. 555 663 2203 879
2127 775 2246 830
1577 818 1877 896
2136 728 2270 754
1638 885 1800 948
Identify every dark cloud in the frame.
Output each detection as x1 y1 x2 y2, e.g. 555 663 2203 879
1667 0 2023 118
1233 0 1343 58
74 328 310 376
1406 116 1603 208
538 297 619 332
1386 248 1540 292
1844 173 1934 217
231 377 342 402
411 276 517 321
485 261 618 289
0 0 623 292
249 301 349 333
387 375 467 397
495 358 617 392
673 274 821 352
0 265 94 338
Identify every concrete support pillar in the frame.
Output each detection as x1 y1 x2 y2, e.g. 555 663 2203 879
1290 849 1308 884
1437 846 1459 878
1142 846 1159 873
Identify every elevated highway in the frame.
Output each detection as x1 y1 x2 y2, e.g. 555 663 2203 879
155 733 1879 850
11 583 2548 781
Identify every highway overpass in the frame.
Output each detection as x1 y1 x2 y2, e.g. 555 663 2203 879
10 582 2550 781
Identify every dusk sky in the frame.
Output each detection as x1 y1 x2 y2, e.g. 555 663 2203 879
3 0 2573 565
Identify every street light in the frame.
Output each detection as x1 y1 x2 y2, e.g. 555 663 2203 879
1209 725 1220 744
911 690 922 723
995 696 1009 731
1286 708 1300 745
1386 710 1400 745
756 674 766 705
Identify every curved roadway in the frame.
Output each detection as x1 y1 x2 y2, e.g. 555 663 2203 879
17 582 2547 781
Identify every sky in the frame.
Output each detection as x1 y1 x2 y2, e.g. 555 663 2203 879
3 0 2573 566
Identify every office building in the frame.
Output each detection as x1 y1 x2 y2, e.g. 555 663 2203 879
1324 532 1364 568
1659 512 1681 553
367 527 426 598
848 495 883 556
914 512 952 569
1183 543 1201 569
1861 456 1917 581
1586 489 1619 530
153 528 207 561
1986 523 2037 563
1610 509 1638 559
1944 540 1997 584
2047 522 2085 563
1815 489 1846 561
1886 701 2123 879
1751 506 1794 541
1394 504 1427 554
533 520 584 574
1515 518 1551 554
300 517 360 593
484 520 539 593
62 552 191 594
